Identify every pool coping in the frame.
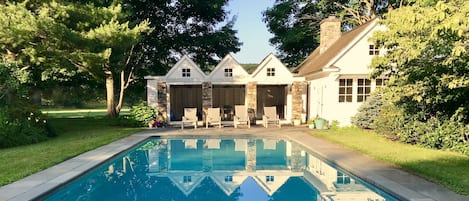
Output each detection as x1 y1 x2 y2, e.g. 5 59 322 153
0 126 468 201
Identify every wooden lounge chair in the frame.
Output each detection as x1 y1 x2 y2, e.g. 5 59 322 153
205 108 222 128
233 105 250 128
262 106 281 128
181 108 198 129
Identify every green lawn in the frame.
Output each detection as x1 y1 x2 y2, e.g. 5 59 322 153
312 127 469 195
0 113 142 186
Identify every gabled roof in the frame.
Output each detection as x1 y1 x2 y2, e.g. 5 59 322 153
168 174 205 196
208 54 249 84
251 53 295 84
295 18 379 76
210 174 248 195
165 55 207 83
252 175 290 196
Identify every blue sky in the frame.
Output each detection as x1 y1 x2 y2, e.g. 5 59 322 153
226 0 276 64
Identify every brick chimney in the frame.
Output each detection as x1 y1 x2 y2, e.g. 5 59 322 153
320 16 341 54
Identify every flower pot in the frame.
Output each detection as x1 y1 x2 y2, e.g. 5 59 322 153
314 119 327 129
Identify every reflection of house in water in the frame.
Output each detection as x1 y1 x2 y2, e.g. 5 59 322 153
146 138 387 200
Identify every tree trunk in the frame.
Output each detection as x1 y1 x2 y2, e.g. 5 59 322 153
105 70 118 118
115 70 126 115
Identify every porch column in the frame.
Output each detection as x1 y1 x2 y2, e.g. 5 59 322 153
202 82 213 124
246 82 257 124
291 81 306 123
157 81 168 119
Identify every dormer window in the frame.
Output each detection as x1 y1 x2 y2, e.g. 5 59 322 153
266 176 274 183
267 68 275 76
224 68 233 77
182 68 191 77
183 176 192 183
224 176 233 182
369 45 379 55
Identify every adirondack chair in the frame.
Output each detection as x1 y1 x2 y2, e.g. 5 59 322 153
205 108 222 128
262 106 281 128
233 105 250 128
181 108 198 129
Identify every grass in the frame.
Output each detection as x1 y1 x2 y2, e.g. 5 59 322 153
312 127 469 195
0 110 142 187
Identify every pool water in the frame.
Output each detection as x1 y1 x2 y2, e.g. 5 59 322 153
42 137 399 201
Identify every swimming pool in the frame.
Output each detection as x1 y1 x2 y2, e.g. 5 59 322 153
41 137 399 201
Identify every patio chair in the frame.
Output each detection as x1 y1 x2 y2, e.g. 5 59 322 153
181 108 198 129
205 108 222 128
262 106 281 128
233 105 250 128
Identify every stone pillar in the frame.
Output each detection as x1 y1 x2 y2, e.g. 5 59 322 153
290 144 305 172
157 82 168 119
202 82 213 124
246 139 256 172
147 79 158 108
246 82 257 124
291 81 305 123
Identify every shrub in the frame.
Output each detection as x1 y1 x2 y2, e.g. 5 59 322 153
128 102 158 127
352 93 383 129
0 106 54 148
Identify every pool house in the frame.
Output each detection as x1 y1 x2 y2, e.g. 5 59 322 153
145 53 307 124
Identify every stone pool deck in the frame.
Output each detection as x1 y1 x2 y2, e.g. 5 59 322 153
0 126 468 201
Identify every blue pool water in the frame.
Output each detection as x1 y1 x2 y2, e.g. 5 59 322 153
42 137 399 201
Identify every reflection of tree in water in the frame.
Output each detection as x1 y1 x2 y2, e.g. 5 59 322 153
269 177 318 201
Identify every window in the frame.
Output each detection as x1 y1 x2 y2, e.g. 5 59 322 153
369 45 379 55
182 68 191 77
376 78 388 88
339 79 353 103
266 176 274 183
224 176 233 182
357 79 371 102
183 176 192 183
224 68 233 77
336 172 351 184
267 68 275 76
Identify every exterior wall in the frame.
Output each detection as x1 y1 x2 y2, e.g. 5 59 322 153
334 23 386 75
309 75 385 126
147 79 158 108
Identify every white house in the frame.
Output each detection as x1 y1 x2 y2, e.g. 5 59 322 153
145 53 306 124
295 16 387 126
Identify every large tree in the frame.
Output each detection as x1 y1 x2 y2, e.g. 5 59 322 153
0 1 150 117
370 0 468 122
263 0 409 67
122 0 241 77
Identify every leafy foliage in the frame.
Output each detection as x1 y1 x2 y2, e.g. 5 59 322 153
122 0 241 75
263 0 406 67
128 102 158 127
370 0 468 154
351 92 383 129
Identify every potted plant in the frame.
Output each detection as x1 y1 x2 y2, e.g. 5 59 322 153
313 116 327 129
307 119 315 129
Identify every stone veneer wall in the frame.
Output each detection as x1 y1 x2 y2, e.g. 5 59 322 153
246 82 257 122
157 81 168 118
291 81 305 121
202 82 213 123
